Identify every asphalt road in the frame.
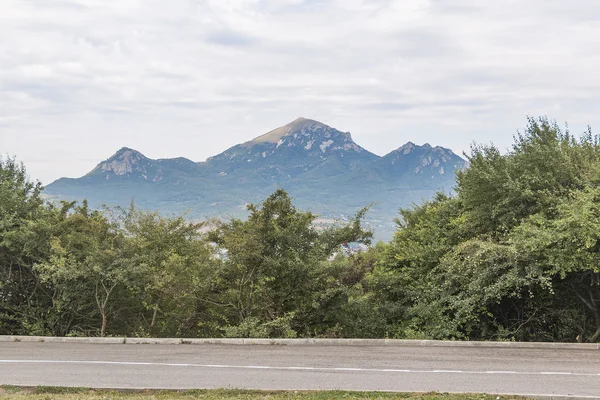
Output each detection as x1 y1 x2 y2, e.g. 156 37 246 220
1 342 600 397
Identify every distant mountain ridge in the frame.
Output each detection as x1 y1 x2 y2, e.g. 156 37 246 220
45 118 467 240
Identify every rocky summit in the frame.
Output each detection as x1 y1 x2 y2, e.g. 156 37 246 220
45 118 467 240
203 118 378 181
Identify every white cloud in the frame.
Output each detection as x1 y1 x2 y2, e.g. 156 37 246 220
1 0 600 183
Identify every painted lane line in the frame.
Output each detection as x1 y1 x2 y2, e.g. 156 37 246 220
281 366 316 370
485 371 517 374
381 369 411 372
540 371 573 375
431 370 463 373
1 360 598 377
333 368 363 371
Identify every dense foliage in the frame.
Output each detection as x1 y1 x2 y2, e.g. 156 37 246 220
2 117 600 341
377 117 600 342
0 163 372 337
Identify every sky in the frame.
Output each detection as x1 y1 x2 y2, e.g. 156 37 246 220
2 0 600 185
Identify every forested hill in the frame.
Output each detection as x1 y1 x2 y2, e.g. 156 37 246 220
44 118 467 240
3 117 600 343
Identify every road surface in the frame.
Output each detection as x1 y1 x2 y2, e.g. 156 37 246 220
1 342 600 397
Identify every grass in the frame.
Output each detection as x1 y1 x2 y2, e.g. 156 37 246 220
0 386 529 400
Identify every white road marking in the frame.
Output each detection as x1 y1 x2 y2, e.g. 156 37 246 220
485 371 517 374
0 360 598 377
431 370 463 373
540 371 573 375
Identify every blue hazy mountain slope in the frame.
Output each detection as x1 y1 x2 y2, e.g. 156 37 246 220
45 118 467 240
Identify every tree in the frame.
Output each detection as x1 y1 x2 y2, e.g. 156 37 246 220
377 193 467 337
510 187 600 342
304 247 388 338
457 117 600 236
382 117 600 341
0 157 53 335
36 205 138 337
121 208 215 337
208 189 372 337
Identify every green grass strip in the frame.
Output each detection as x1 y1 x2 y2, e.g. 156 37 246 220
0 386 530 400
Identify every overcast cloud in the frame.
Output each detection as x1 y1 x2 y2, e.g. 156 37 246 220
2 0 600 184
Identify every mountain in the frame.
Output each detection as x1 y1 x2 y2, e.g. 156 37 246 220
75 147 201 183
45 118 467 240
374 142 466 184
204 118 379 182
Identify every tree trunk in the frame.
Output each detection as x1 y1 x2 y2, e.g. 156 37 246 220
150 302 159 328
100 313 107 337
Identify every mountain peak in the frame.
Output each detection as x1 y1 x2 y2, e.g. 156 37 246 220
240 117 365 157
380 141 467 178
88 147 149 177
245 117 332 147
393 142 452 155
395 141 416 154
110 147 146 159
204 118 377 177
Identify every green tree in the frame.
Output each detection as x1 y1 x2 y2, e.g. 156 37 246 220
510 187 600 342
208 189 372 337
457 117 600 236
382 117 600 341
36 204 138 337
121 208 215 337
377 193 467 337
305 247 388 338
0 157 54 335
